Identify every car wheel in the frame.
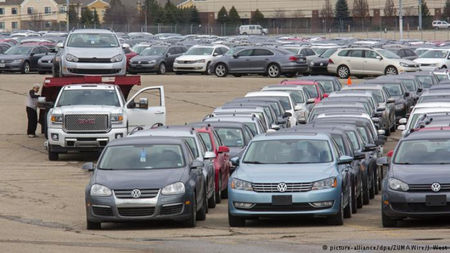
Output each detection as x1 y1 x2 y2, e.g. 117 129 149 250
385 66 398 75
357 186 363 209
208 180 217 208
196 191 207 221
374 170 379 195
327 193 344 225
266 63 280 78
351 182 357 214
382 209 397 227
86 219 101 230
337 65 350 79
215 174 222 204
228 210 245 227
183 194 197 227
363 176 370 205
215 63 228 77
22 61 30 74
157 63 166 74
344 187 352 218
48 146 59 161
369 177 375 199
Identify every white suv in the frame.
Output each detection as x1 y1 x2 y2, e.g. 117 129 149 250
432 20 450 29
59 29 126 76
173 45 229 74
328 48 419 78
414 49 450 71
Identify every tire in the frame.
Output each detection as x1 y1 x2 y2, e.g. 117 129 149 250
369 170 375 199
337 65 350 79
363 176 370 205
357 186 363 209
344 188 352 218
208 180 217 208
86 220 101 230
327 193 344 225
157 63 166 74
242 32 248 35
266 63 280 78
382 210 397 227
203 62 211 75
385 66 398 75
351 182 357 214
215 174 222 204
374 170 379 195
48 146 59 161
228 210 245 227
214 63 228 77
196 191 207 221
183 195 197 227
21 61 30 74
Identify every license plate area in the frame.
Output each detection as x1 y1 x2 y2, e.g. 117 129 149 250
426 195 447 206
272 195 292 206
0 63 5 67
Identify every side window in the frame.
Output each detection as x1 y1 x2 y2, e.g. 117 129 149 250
338 50 349 56
332 135 346 156
41 47 49 53
184 142 195 163
348 50 363 58
300 49 308 56
365 50 379 59
242 126 253 143
306 49 315 56
212 130 222 148
237 49 253 57
199 132 213 152
330 139 343 158
249 25 255 30
167 47 177 54
252 49 273 56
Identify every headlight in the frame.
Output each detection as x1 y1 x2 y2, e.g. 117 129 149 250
50 114 63 124
65 53 78 62
161 182 185 195
90 184 112 196
388 178 409 191
111 114 123 124
399 62 409 67
195 59 206 63
149 60 156 64
110 54 124 63
231 178 253 191
312 177 337 191
310 61 314 66
12 59 23 64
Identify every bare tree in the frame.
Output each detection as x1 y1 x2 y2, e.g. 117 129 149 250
320 0 334 29
352 0 370 18
384 0 396 16
404 6 416 16
273 9 286 19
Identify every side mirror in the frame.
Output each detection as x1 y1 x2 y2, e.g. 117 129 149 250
387 150 394 157
204 151 216 159
364 143 377 151
387 98 395 103
397 125 406 131
190 160 204 169
230 156 240 166
232 54 238 58
417 88 423 92
277 117 287 124
378 129 386 136
82 162 95 172
213 52 219 56
398 118 407 125
372 117 380 123
297 119 307 124
338 155 353 164
376 157 389 166
218 146 230 153
354 151 366 160
294 104 302 111
283 112 292 118
271 123 280 130
30 53 35 56
306 98 316 104
376 55 383 60
377 107 386 112
375 138 385 146
138 98 148 109
56 42 63 48
405 91 410 97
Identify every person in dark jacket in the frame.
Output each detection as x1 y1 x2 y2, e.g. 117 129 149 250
26 84 40 138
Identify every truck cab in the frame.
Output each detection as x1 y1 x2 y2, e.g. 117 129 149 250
42 76 165 160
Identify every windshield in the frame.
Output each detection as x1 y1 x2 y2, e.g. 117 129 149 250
384 84 403 96
320 48 337 58
99 145 185 169
317 80 334 93
132 45 149 54
243 139 333 164
435 73 448 81
57 90 119 106
346 132 360 151
377 49 401 59
303 85 319 98
185 47 213 56
417 76 433 88
184 137 199 158
141 47 167 56
394 139 450 164
420 50 448 59
400 80 416 92
67 33 119 48
418 95 450 103
313 48 328 55
5 46 32 55
216 128 244 147
271 96 292 110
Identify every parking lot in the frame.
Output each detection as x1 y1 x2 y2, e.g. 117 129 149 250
1 73 450 253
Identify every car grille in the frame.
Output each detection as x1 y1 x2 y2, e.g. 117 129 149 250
420 64 435 67
64 114 108 132
68 68 121 74
41 60 52 63
177 60 196 64
0 59 13 63
132 61 149 64
92 206 113 216
252 183 312 193
391 203 450 213
408 184 450 192
160 204 184 215
118 207 155 217
78 58 112 63
114 189 159 199
245 203 326 212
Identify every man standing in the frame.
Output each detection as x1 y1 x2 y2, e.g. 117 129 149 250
26 84 40 138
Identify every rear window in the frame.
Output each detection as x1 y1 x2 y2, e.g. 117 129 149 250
338 50 349 56
216 128 244 147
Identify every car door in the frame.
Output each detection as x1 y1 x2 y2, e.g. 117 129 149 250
363 50 384 75
332 139 351 205
228 49 253 72
251 49 273 72
124 86 166 131
186 142 204 210
30 47 45 68
346 49 364 74
165 47 178 68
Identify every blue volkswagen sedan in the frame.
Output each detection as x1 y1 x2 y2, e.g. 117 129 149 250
228 132 353 226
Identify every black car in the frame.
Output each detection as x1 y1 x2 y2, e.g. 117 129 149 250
0 42 11 54
84 136 207 229
129 45 187 74
0 45 49 73
308 48 339 74
37 53 56 74
385 48 418 61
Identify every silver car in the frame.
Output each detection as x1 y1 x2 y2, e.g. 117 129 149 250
59 29 126 76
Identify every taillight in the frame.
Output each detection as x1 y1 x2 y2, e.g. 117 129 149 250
289 56 298 62
328 59 334 64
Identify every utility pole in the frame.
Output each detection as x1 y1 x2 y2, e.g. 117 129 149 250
66 0 70 31
144 2 148 32
399 0 403 39
418 0 422 30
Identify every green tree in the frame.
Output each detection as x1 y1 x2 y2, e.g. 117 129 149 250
217 6 228 24
335 0 349 19
228 6 241 25
68 4 79 29
163 0 178 24
92 9 100 26
143 0 164 25
103 0 127 27
251 9 265 25
421 0 432 29
80 7 93 27
444 0 450 21
190 6 200 24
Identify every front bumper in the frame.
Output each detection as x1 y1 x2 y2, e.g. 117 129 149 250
173 62 207 72
47 127 127 152
398 66 420 73
281 62 308 73
62 60 126 76
128 63 158 72
86 191 192 222
0 62 23 71
228 187 340 217
38 62 53 72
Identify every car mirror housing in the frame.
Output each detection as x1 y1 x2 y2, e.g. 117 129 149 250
232 54 238 58
354 152 366 160
190 160 204 169
230 156 240 166
294 104 303 111
377 107 386 112
398 118 407 125
364 144 377 151
271 123 281 130
204 151 216 159
306 98 316 104
283 112 292 118
82 162 95 172
377 157 389 166
387 98 396 103
338 155 353 164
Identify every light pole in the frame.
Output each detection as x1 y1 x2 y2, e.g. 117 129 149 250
418 0 422 30
66 0 70 32
399 0 403 39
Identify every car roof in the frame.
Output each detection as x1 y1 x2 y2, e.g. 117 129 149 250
107 136 185 146
71 29 114 34
131 126 197 137
246 91 292 97
403 130 450 140
190 121 247 128
280 80 317 85
63 84 116 90
251 131 330 141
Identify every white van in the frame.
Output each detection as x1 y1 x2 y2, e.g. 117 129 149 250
239 25 268 35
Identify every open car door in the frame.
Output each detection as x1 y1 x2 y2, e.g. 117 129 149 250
125 86 166 132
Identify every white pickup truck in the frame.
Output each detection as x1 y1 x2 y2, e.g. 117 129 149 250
41 76 166 160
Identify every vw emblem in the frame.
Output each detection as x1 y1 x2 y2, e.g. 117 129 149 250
138 61 141 64
277 183 287 192
131 189 141 198
431 183 441 192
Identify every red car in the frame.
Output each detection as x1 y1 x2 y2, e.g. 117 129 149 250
195 126 231 203
123 46 138 70
280 80 328 104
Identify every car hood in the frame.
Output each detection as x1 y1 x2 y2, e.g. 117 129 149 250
0 54 27 60
414 58 444 64
94 168 186 189
53 105 122 114
131 55 163 61
65 47 124 58
176 55 212 61
234 163 336 183
392 164 450 184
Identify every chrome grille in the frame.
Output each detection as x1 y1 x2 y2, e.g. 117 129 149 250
408 184 450 192
252 183 312 193
77 58 112 63
64 114 108 132
114 189 159 199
